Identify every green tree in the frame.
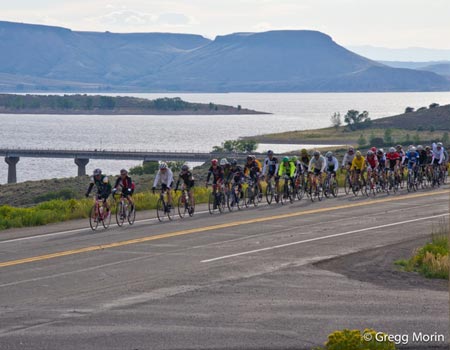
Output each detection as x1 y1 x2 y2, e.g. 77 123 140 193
330 112 342 130
236 140 258 153
344 110 372 131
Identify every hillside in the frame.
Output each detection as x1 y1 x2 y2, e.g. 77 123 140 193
0 94 265 115
0 21 449 92
245 104 450 145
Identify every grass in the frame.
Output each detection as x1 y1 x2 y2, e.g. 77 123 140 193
0 187 211 231
395 220 449 279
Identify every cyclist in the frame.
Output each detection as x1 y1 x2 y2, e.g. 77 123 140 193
342 147 356 169
227 159 245 202
244 155 263 199
385 147 401 187
152 162 174 208
85 168 112 213
175 164 195 213
278 156 296 198
290 156 302 177
112 168 135 210
406 146 420 184
325 151 339 176
432 142 446 183
366 150 379 188
308 151 326 187
206 159 224 189
262 150 279 188
350 151 366 186
300 149 310 174
220 158 231 179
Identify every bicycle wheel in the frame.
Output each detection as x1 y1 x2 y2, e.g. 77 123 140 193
156 198 165 222
252 186 259 207
102 207 111 229
189 194 195 217
344 175 351 195
178 195 187 218
331 178 339 197
243 187 251 208
265 182 274 205
218 192 226 213
317 184 324 201
296 178 305 201
116 201 125 227
208 192 217 214
127 204 136 225
352 180 359 196
323 178 330 198
89 205 99 231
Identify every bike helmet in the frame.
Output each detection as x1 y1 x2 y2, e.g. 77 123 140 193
267 150 274 156
300 148 308 155
425 146 431 151
313 151 320 157
290 156 298 162
159 162 168 170
325 151 333 158
231 159 238 166
396 144 402 150
181 165 189 172
367 150 374 156
211 159 218 166
93 168 102 176
282 156 290 162
348 147 354 153
389 147 396 153
417 145 423 151
251 155 256 160
370 147 377 153
246 155 252 161
219 158 229 166
437 142 443 148
120 168 128 175
377 148 384 155
410 147 417 152
356 151 362 157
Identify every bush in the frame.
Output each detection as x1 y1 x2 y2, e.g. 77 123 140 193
33 188 78 203
370 137 385 147
315 328 396 350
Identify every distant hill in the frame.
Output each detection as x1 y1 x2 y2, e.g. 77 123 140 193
373 104 450 130
348 45 450 62
381 61 450 78
0 94 265 115
1 21 450 92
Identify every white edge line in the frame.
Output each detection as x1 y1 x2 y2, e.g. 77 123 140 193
201 213 449 263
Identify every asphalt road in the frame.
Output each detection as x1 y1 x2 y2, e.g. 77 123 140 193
0 188 449 350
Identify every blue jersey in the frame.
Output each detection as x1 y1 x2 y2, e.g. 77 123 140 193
406 151 419 168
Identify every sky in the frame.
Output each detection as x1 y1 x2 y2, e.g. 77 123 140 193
1 0 450 50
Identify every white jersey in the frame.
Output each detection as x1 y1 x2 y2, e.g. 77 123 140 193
432 143 445 164
153 168 174 188
326 157 339 172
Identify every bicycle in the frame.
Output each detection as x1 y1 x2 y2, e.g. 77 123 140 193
228 182 243 211
208 183 225 214
308 172 323 202
265 176 276 205
406 165 418 192
244 177 259 208
279 174 294 205
386 169 399 194
113 192 136 227
431 164 443 188
323 171 339 198
294 173 306 201
156 187 174 222
343 169 353 195
352 170 368 197
366 169 378 197
177 185 195 218
89 195 111 231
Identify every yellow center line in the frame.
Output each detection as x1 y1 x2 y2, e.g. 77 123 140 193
0 190 448 269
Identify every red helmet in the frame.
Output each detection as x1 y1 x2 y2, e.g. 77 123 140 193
371 147 377 153
211 159 218 166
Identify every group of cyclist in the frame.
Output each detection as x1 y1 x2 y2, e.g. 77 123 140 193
85 141 448 218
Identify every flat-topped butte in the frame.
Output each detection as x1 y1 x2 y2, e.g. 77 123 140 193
0 94 267 115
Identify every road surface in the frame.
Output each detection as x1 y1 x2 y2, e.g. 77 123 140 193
0 188 449 349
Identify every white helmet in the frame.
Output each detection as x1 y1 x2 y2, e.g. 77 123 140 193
159 162 168 170
410 147 417 152
220 158 229 166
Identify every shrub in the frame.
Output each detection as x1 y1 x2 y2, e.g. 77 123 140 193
315 328 396 350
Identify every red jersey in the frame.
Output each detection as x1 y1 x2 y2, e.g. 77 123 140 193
366 155 378 168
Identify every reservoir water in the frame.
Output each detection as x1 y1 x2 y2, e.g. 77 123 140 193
1 92 449 183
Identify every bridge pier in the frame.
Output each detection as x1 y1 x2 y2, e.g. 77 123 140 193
74 158 89 176
5 156 20 184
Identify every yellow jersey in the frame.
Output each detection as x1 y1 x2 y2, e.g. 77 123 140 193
351 156 366 171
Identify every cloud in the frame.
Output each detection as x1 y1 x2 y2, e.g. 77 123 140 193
93 9 194 28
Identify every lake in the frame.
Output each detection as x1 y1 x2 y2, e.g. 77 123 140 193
1 92 450 183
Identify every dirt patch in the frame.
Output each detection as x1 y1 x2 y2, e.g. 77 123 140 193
314 236 448 292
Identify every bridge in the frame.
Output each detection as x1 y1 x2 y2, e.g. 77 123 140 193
0 148 264 183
